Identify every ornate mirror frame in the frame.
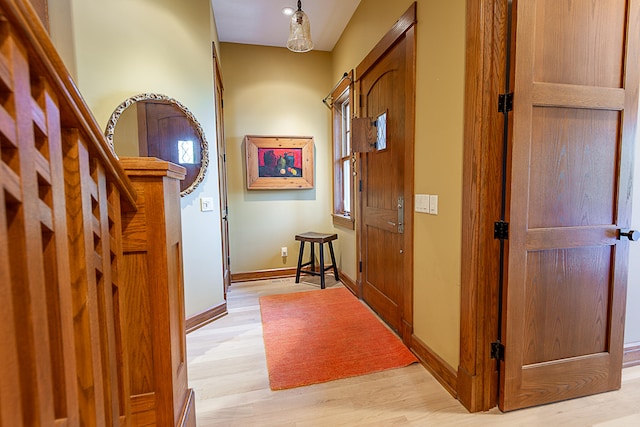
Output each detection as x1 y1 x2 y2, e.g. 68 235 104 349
105 93 209 196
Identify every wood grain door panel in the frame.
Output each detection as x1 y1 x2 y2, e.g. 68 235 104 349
360 38 406 334
522 246 612 365
500 0 639 411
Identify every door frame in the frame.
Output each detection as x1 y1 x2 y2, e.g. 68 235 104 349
355 3 417 343
458 0 509 412
213 42 231 297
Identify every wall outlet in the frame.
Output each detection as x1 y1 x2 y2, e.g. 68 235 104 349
281 247 288 257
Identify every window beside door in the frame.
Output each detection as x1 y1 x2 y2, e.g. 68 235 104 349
331 73 355 229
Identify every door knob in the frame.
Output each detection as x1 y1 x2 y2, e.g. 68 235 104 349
619 229 640 241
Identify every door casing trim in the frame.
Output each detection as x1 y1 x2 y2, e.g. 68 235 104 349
458 0 508 412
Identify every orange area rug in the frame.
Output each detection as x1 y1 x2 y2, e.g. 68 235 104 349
259 287 418 390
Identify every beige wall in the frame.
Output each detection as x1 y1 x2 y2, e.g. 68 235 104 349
48 0 77 80
111 103 140 157
49 0 226 318
333 0 466 368
219 43 336 274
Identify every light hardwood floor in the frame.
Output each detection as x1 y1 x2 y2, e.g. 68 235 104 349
187 278 640 426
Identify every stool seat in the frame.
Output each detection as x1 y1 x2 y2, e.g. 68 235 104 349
294 232 339 289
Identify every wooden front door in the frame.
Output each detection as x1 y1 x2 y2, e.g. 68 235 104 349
356 5 416 341
500 0 640 411
213 43 231 296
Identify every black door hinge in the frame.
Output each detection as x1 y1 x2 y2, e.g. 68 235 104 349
359 180 363 192
491 341 505 361
359 261 363 273
494 220 509 240
498 92 514 113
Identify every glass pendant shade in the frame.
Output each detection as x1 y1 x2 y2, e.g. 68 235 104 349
287 2 313 52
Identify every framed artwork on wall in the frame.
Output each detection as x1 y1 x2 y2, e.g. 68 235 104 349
245 135 314 189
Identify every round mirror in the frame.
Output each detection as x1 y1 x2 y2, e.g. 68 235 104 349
105 93 209 196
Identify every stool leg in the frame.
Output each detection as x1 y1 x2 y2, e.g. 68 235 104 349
328 241 339 281
295 241 305 283
319 243 325 289
310 242 315 272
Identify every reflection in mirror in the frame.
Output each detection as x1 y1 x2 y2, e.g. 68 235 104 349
105 93 209 196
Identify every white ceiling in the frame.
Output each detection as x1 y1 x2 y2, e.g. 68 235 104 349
210 0 361 52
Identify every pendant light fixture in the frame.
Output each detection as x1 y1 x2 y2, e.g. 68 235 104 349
287 0 313 52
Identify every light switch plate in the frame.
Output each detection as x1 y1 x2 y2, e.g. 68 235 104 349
415 194 430 213
429 195 438 215
200 197 214 212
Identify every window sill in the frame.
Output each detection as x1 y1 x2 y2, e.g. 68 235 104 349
332 214 355 230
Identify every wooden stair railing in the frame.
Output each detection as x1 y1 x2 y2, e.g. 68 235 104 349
0 0 194 425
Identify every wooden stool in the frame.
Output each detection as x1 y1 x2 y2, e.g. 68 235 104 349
294 232 339 289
